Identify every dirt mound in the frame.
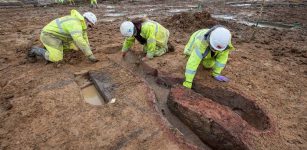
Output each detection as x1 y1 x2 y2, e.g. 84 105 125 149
162 11 218 32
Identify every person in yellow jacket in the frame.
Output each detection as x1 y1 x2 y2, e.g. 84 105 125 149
119 18 172 61
68 0 75 5
90 0 98 8
183 25 235 89
55 0 64 4
28 10 98 63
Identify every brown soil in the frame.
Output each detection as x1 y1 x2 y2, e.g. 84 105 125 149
0 1 306 150
162 11 218 33
206 0 307 28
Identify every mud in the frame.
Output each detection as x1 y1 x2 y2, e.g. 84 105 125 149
81 85 104 106
108 48 273 150
163 10 307 65
0 0 306 149
107 51 211 149
207 0 307 29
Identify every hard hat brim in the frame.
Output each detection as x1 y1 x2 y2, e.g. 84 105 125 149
209 37 227 51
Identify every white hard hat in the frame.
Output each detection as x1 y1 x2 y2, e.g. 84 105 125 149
83 12 97 25
209 27 231 51
120 21 135 37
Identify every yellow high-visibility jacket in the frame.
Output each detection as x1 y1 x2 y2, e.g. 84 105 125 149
184 29 235 86
42 9 92 56
122 20 169 58
91 0 97 5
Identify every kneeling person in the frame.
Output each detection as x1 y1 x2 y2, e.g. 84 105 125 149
28 10 98 63
183 26 235 89
120 19 171 61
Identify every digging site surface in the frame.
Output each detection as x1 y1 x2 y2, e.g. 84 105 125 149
0 0 306 150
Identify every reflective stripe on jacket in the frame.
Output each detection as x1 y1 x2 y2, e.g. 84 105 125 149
122 20 169 58
184 29 234 83
42 9 92 56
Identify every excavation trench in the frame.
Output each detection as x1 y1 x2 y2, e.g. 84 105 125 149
74 71 106 106
81 85 104 106
101 51 271 149
157 75 271 131
110 52 270 149
109 52 212 149
168 86 250 150
192 83 271 131
157 77 272 150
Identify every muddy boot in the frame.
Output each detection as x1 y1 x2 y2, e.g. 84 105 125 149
28 47 47 63
27 48 37 63
167 42 175 52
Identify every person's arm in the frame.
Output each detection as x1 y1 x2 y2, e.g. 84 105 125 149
183 44 205 88
140 23 157 59
144 31 156 59
122 37 135 52
67 23 93 57
83 31 90 45
211 50 229 77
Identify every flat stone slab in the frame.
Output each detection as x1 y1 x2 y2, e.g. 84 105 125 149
89 70 116 103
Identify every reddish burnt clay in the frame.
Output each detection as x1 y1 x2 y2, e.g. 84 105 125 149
192 83 271 131
155 75 272 131
167 86 274 150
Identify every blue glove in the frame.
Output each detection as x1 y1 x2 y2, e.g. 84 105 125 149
214 75 229 82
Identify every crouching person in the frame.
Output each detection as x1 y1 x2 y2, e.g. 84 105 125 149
183 26 235 89
28 9 98 63
120 18 173 61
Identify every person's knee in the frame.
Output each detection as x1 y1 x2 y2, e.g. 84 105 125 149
48 52 63 62
49 58 63 62
50 56 63 62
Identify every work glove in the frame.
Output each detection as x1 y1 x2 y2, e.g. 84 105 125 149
183 81 192 89
88 54 98 63
214 75 229 82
